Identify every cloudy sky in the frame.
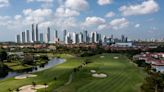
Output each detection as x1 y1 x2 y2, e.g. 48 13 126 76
0 0 163 41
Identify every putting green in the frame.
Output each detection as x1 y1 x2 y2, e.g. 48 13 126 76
0 54 146 92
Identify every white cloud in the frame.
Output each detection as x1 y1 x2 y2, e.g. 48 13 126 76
27 0 53 8
110 18 129 30
0 0 9 8
65 0 89 11
14 15 22 20
55 7 80 17
22 8 53 24
105 11 115 17
119 0 159 16
135 24 140 28
83 16 106 26
97 0 113 5
97 24 110 30
27 0 53 3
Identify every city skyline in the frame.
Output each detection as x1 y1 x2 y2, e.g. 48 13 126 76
16 23 129 44
0 0 164 41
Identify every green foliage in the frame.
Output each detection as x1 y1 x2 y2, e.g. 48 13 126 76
22 54 34 65
0 50 7 62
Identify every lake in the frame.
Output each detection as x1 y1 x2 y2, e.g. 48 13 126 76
0 58 65 80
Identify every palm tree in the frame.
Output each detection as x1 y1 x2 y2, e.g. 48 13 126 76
32 81 36 89
44 83 48 92
16 88 20 92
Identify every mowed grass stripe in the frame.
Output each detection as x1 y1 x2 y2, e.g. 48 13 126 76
77 57 129 92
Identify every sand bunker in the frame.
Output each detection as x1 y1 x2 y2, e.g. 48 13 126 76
15 85 48 92
113 57 119 59
15 74 37 79
90 70 107 78
90 70 96 73
100 56 104 58
92 73 107 78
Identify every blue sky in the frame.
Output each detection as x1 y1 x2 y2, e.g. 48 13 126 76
0 0 163 41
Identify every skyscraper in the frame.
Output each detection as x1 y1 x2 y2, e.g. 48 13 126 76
32 24 35 42
65 32 71 44
91 32 94 43
79 32 83 43
91 32 98 43
40 33 44 43
36 24 39 42
72 32 79 44
83 30 88 43
63 30 67 42
47 27 51 43
26 30 30 43
16 34 21 43
55 30 58 39
22 32 26 43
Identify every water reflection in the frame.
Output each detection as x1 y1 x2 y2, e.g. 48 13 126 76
0 58 65 80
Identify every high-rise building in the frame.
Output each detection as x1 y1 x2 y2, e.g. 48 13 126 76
94 32 98 43
32 24 35 42
65 32 71 44
54 30 59 43
72 32 79 44
16 34 21 43
79 32 83 43
63 30 67 42
55 30 58 39
40 33 44 43
102 35 107 43
97 33 101 43
47 27 51 43
83 30 88 43
36 24 39 42
91 32 94 43
26 30 30 43
91 32 98 43
22 32 26 43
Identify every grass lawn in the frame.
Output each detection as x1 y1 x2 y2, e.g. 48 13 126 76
0 53 146 92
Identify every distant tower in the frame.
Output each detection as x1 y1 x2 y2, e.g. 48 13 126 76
63 30 67 42
79 32 83 43
26 30 30 43
83 30 88 43
65 32 71 44
16 34 21 43
40 33 44 43
22 32 26 43
32 24 35 42
36 24 39 42
47 27 51 43
91 32 94 43
55 30 58 39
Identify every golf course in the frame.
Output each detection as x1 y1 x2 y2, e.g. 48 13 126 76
0 53 146 92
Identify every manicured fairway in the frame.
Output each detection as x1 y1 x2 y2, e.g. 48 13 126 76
56 54 146 92
0 54 146 92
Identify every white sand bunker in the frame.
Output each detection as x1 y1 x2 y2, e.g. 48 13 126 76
16 85 48 92
15 74 37 79
113 57 119 59
92 73 107 78
90 70 96 73
100 56 104 58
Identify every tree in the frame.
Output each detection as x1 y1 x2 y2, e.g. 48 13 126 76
8 88 12 92
23 54 34 65
44 83 48 92
0 50 7 62
32 81 36 89
16 88 20 92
